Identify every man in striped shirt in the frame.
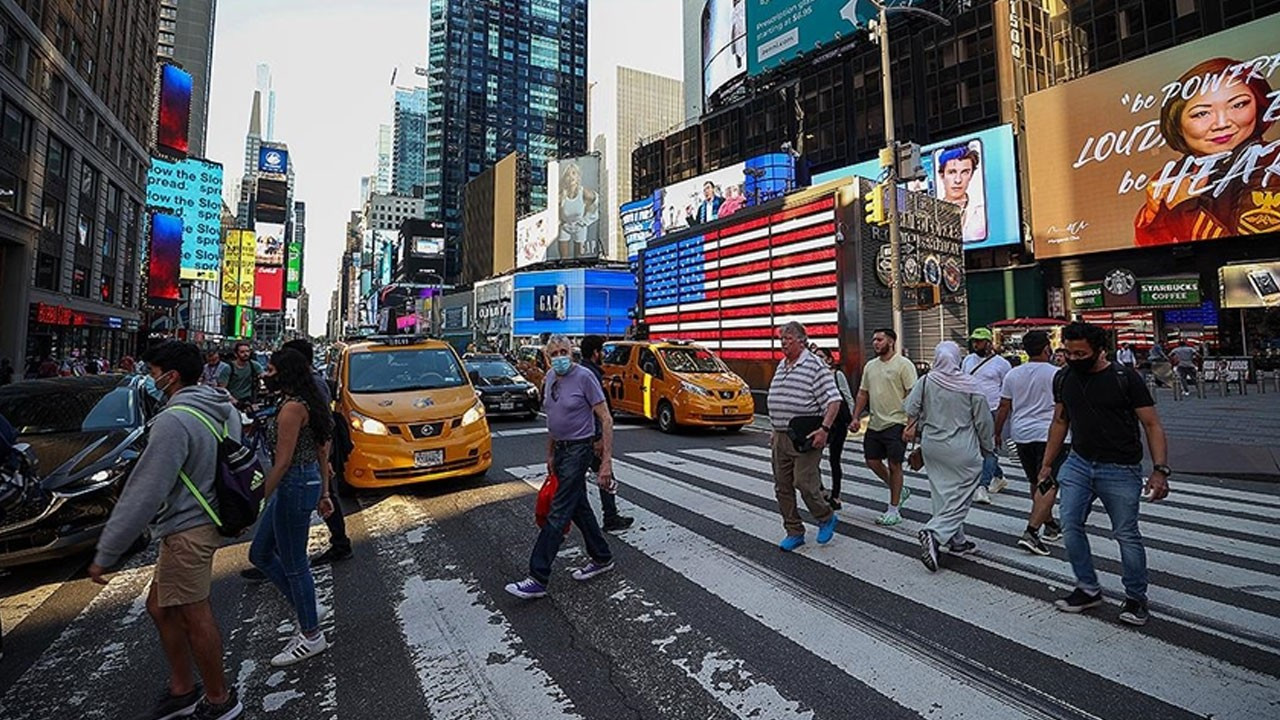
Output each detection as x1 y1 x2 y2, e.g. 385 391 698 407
767 321 843 551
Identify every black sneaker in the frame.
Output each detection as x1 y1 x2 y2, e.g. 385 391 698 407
142 684 202 720
946 540 977 555
918 530 939 572
1042 519 1063 542
239 566 266 582
1119 598 1149 626
310 546 354 566
1017 530 1050 556
602 515 634 533
1054 588 1103 613
190 688 242 720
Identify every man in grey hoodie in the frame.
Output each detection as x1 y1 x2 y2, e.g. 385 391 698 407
89 341 244 720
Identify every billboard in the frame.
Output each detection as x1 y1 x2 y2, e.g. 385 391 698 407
1220 260 1280 308
221 230 256 306
145 157 223 281
533 285 568 321
285 241 303 296
258 145 289 176
814 124 1021 250
747 0 873 76
255 177 289 224
513 269 635 337
155 63 192 157
623 152 795 247
702 0 747 104
254 265 284 312
515 209 554 268
255 222 285 266
1069 272 1201 312
1025 17 1280 258
147 213 183 304
540 154 604 264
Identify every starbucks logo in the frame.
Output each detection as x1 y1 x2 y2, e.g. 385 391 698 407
1104 268 1136 296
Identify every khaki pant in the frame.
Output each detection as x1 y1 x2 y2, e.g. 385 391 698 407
154 523 222 607
771 431 834 537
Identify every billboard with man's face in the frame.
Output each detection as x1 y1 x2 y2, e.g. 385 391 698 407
1025 17 1280 258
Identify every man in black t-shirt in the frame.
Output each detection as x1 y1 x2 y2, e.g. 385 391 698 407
1041 322 1170 627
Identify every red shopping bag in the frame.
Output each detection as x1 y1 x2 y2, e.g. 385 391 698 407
535 473 557 527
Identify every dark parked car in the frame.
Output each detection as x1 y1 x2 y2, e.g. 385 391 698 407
465 354 540 419
0 375 155 568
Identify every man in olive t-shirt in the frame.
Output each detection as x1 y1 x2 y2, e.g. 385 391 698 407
849 328 918 526
217 342 262 407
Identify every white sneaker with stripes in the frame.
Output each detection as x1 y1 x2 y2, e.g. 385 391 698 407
270 631 328 668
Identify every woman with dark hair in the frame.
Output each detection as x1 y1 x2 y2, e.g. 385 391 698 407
813 347 853 510
1136 56 1279 246
249 347 335 667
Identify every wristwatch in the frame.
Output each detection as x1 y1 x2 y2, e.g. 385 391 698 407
1152 464 1172 477
820 424 831 433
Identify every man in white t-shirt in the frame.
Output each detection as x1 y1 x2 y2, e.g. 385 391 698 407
995 330 1070 556
961 327 1011 503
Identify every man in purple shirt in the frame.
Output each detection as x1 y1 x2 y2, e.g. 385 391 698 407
506 335 617 599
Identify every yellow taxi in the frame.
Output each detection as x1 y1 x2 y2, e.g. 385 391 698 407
600 339 754 433
334 335 492 491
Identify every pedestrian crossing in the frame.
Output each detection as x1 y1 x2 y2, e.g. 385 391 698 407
1 435 1277 719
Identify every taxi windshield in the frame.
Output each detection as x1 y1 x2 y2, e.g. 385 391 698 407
659 347 723 373
348 349 467 393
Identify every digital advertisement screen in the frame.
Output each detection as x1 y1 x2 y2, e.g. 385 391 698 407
221 230 256 306
147 213 183 304
531 154 604 266
814 125 1021 250
413 236 443 256
1220 260 1280 308
702 0 747 104
254 265 284 312
285 241 303 296
258 145 289 176
515 209 554 268
513 269 635 337
1025 17 1280 258
746 0 874 76
255 178 289 224
255 222 285 266
156 64 193 156
622 197 658 261
146 157 223 281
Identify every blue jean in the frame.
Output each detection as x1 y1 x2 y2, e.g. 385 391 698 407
250 463 323 633
979 409 1003 488
529 440 612 585
1057 453 1148 601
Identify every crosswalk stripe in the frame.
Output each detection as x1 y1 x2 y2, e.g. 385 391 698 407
606 457 1280 719
355 493 584 719
648 448 1280 647
491 424 643 438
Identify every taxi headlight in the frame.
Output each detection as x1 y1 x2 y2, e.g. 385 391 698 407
349 411 389 436
680 380 712 397
461 400 485 426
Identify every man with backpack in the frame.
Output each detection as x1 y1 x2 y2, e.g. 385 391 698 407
1042 322 1170 627
218 341 262 408
89 341 244 720
962 327 1012 504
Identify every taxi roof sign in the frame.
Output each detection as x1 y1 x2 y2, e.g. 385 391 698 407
367 334 435 347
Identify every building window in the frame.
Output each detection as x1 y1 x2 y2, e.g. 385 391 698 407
102 225 115 257
81 163 98 199
46 135 67 180
100 275 114 303
0 167 24 214
35 252 60 290
1 100 30 150
77 213 93 246
41 195 63 233
72 265 89 297
1175 0 1196 17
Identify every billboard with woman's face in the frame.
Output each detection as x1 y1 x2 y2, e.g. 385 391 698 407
1025 17 1280 258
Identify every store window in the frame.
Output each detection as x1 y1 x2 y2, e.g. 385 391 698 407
72 265 89 297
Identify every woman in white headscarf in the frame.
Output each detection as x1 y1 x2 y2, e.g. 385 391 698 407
903 340 994 572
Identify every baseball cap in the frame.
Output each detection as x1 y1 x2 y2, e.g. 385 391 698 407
969 328 994 341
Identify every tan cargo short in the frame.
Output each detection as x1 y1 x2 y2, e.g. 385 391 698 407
153 523 222 607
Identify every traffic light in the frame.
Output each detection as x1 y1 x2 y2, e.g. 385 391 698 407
864 183 887 226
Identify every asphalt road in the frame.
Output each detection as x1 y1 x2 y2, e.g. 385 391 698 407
2 413 1279 719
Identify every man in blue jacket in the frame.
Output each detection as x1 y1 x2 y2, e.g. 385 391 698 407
89 341 244 720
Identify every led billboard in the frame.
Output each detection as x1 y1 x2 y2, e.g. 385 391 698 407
221 230 256 306
147 213 183 304
146 157 223 281
255 177 289 224
515 209 554 268
285 241 303 296
814 124 1021 250
254 265 284 312
1025 17 1280 258
258 145 289 176
747 0 873 76
702 0 747 105
255 222 285 266
1220 260 1280 308
155 63 192 157
540 154 604 264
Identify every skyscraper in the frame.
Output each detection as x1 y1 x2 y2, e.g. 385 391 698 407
256 62 277 141
376 123 393 195
156 0 217 157
392 87 428 196
423 0 589 282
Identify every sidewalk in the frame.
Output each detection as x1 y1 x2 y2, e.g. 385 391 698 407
1149 384 1280 481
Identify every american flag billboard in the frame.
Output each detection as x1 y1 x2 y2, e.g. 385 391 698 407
642 196 839 362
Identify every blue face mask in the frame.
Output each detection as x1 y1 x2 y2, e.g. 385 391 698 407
143 375 165 401
551 355 572 375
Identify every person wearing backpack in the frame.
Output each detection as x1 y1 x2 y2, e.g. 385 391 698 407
248 347 335 667
89 341 244 720
218 341 262 409
962 328 1012 504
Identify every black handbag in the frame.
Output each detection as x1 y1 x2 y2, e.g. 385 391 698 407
786 415 825 452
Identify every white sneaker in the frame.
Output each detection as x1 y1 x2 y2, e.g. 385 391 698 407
974 486 991 505
989 476 1008 495
271 631 328 667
